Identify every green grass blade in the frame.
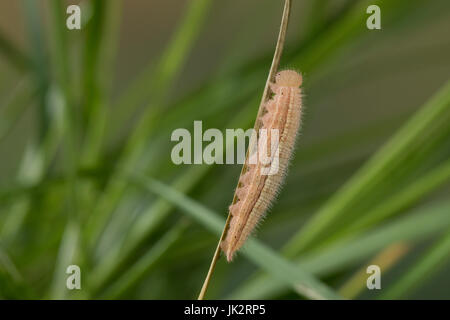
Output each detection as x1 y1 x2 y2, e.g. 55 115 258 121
46 0 83 300
0 29 29 72
283 79 450 257
22 0 49 129
110 0 213 134
81 0 123 166
381 228 450 299
0 245 23 284
131 175 341 300
0 77 34 142
338 243 410 299
89 105 261 285
86 0 213 246
48 221 80 299
90 166 211 279
229 200 450 299
344 159 450 233
0 244 29 298
95 221 188 299
1 0 60 240
47 0 78 195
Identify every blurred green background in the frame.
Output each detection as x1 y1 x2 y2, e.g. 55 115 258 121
0 0 449 299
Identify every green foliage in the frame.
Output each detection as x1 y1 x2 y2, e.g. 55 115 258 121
0 0 449 299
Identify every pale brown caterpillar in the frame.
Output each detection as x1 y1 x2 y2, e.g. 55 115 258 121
221 70 303 261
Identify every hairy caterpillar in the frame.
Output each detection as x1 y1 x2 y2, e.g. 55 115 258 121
221 70 303 261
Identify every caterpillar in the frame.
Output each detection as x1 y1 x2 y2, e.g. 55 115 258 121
221 69 303 261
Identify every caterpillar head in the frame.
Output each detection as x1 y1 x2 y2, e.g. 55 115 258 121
275 70 302 88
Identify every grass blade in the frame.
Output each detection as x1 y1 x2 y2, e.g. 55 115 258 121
338 243 410 299
81 0 123 166
0 77 34 142
110 0 213 135
96 221 188 299
0 29 29 72
229 200 450 299
132 174 341 300
283 79 450 256
381 228 450 299
343 159 450 233
86 0 213 247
